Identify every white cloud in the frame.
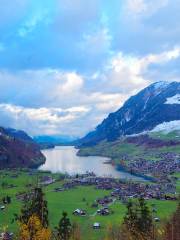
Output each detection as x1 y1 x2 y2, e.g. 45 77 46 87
126 0 147 16
0 103 89 136
88 92 126 112
0 69 84 108
0 46 179 136
142 47 180 65
124 0 169 19
101 46 180 94
0 67 127 136
57 72 83 94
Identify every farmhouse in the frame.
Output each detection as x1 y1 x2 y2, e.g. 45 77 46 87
40 176 55 185
97 196 113 205
93 222 101 229
0 232 13 240
97 207 110 216
73 209 86 216
154 217 160 222
0 206 5 210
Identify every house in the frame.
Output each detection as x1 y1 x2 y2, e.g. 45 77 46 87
154 217 160 222
73 209 81 215
97 196 113 205
40 176 55 185
97 208 110 216
0 206 5 211
93 222 100 229
73 209 86 216
0 232 13 240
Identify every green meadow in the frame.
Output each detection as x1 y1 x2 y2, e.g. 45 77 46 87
0 170 179 240
78 134 180 164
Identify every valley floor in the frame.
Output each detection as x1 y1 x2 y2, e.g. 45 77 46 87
0 169 180 240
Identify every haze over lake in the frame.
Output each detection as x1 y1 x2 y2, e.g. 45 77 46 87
40 146 145 180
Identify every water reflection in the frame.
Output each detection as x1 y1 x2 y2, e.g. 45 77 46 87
40 146 144 180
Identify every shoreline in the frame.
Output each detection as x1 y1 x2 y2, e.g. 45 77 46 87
41 146 152 181
115 164 156 182
77 148 156 182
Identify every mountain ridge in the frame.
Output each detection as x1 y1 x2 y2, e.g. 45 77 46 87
79 81 180 146
0 127 45 168
34 135 77 144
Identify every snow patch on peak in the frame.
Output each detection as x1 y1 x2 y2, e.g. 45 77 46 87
150 81 171 97
153 81 170 90
151 121 180 133
165 94 180 105
124 110 131 122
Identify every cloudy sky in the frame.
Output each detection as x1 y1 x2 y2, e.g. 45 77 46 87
0 0 180 137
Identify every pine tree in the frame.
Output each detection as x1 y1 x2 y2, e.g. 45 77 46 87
138 197 153 236
123 198 153 240
56 212 72 240
164 200 180 240
14 191 32 225
31 187 49 228
6 196 11 204
16 187 49 228
123 200 139 238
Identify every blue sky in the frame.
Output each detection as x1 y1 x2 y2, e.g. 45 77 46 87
0 0 180 136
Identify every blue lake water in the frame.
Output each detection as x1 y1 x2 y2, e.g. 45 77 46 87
40 146 145 180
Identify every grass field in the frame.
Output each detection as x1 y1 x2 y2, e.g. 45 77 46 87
0 170 179 240
150 131 180 141
78 141 147 165
78 131 180 164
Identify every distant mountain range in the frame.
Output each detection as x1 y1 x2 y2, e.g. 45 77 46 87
79 81 180 146
34 135 77 144
34 135 78 149
0 127 45 168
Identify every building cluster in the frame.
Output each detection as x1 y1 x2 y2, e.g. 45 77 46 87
54 176 177 201
127 153 180 179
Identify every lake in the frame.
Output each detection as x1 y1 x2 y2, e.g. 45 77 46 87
40 146 145 180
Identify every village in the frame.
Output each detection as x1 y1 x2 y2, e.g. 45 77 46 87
45 172 178 229
0 169 179 239
53 173 178 201
8 170 177 205
116 152 180 182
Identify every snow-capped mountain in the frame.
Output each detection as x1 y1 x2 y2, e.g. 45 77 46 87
79 81 180 146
